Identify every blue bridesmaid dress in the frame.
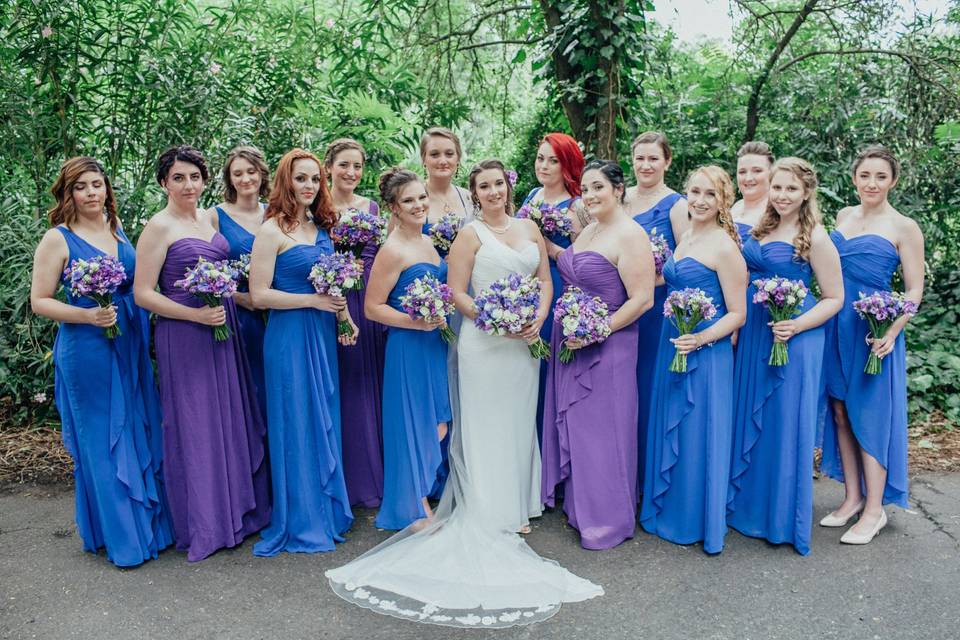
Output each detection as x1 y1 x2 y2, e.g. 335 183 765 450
253 228 353 556
520 187 579 440
821 232 909 508
632 192 683 493
727 240 823 555
640 255 734 554
53 226 173 567
216 206 266 413
375 261 452 530
736 222 753 245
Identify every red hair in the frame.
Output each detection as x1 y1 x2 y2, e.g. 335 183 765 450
541 133 585 197
266 149 336 233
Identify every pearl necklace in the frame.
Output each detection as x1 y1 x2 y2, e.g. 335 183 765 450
482 218 512 234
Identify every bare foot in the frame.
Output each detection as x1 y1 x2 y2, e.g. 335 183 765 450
518 525 531 534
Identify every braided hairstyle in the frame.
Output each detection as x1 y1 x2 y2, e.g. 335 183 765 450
685 165 740 246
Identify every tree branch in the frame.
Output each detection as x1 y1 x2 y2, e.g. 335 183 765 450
455 37 536 52
778 47 923 73
426 4 533 46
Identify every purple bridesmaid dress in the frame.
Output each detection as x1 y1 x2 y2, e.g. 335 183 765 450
155 233 271 561
541 248 640 550
336 200 386 508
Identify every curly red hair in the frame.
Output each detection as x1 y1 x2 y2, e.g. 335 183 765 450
541 133 585 197
266 149 336 233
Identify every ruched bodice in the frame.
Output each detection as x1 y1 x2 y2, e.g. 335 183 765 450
159 234 231 304
387 261 448 312
742 239 817 313
831 231 900 290
736 222 753 245
633 193 682 250
557 250 627 311
467 221 540 293
663 256 727 329
273 230 331 294
57 226 135 305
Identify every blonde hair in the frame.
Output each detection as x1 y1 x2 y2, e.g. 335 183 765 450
631 130 672 161
686 165 740 246
751 157 820 260
736 140 774 165
419 127 463 163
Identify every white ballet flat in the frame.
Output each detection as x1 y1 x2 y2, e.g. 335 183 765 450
819 500 865 527
840 509 887 545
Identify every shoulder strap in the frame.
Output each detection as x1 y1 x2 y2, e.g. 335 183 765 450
469 219 493 245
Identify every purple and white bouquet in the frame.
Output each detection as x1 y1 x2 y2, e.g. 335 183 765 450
174 257 239 341
230 253 251 285
429 213 462 254
331 208 386 256
63 255 126 338
752 276 809 366
663 287 718 373
852 290 918 375
472 273 550 359
553 287 612 363
308 251 365 337
516 201 573 239
648 227 672 277
399 274 457 343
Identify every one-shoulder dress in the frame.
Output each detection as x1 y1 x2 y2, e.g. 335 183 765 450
53 226 173 567
155 232 270 561
541 247 640 550
640 255 734 554
253 229 353 555
632 193 683 494
821 232 909 508
728 239 823 555
375 261 452 530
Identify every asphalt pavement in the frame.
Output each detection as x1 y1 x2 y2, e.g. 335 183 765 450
1 474 958 640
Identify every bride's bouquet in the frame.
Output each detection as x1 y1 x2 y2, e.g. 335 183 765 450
751 276 808 366
852 290 918 375
472 273 550 359
429 213 462 254
174 256 239 341
331 207 386 257
648 227 672 276
309 251 365 337
553 287 612 363
399 274 457 343
663 287 717 373
516 201 573 239
63 254 127 338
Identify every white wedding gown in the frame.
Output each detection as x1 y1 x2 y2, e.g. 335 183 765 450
326 221 602 628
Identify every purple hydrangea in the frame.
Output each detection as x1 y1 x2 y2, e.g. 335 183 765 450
174 257 239 341
309 251 365 337
516 201 573 238
663 287 717 373
399 274 457 343
553 286 612 363
331 208 386 256
472 272 550 359
62 255 127 338
852 290 918 374
751 276 809 366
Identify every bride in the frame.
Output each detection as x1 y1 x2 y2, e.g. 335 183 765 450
325 159 603 628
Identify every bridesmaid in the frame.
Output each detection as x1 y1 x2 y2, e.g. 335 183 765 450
31 157 173 567
365 168 451 530
541 160 655 550
820 145 924 544
727 158 843 555
731 141 774 243
640 165 747 554
134 146 270 562
520 133 588 436
248 148 356 555
209 145 270 412
420 126 473 243
325 138 386 509
624 131 688 495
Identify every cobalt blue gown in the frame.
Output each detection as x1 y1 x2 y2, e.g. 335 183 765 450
375 261 452 530
632 192 683 494
821 232 909 508
253 229 353 556
728 240 823 555
216 206 266 414
736 222 753 245
53 226 173 567
640 255 734 554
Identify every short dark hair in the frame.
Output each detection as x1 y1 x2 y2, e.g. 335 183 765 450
156 145 209 185
583 159 626 203
378 167 421 207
